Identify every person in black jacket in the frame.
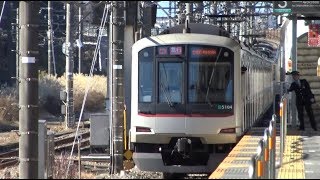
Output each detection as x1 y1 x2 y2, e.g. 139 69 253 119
288 71 317 131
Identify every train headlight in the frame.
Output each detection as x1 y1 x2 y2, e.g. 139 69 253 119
219 128 236 134
136 126 151 132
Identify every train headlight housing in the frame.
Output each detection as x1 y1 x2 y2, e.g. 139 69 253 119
219 128 236 134
136 126 151 132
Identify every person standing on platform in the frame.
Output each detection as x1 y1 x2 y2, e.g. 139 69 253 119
288 71 317 131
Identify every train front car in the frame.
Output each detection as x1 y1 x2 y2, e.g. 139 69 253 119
129 24 242 173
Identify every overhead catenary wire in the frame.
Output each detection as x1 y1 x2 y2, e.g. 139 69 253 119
65 3 110 178
48 3 57 77
50 29 57 77
0 1 5 25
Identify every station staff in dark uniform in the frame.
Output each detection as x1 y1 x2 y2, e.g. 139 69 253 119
288 71 317 131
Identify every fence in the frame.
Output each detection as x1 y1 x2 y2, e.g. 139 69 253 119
249 92 290 179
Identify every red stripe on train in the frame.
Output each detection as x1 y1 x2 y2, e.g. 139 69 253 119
138 113 233 117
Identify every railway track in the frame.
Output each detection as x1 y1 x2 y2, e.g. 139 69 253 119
0 128 90 170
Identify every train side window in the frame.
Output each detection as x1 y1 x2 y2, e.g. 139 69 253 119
138 47 154 103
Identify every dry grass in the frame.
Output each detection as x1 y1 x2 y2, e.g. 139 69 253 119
0 73 107 122
0 74 108 178
39 75 63 115
53 152 78 179
57 73 107 112
47 124 66 132
0 131 19 146
0 153 98 179
0 84 18 122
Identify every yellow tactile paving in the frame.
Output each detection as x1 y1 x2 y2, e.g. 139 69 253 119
277 135 305 179
209 136 250 178
210 127 307 179
209 167 227 179
209 135 255 179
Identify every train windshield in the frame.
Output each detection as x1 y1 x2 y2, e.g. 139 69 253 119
188 45 233 105
159 62 183 104
137 45 234 114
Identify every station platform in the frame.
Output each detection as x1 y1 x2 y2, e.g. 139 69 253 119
209 124 320 179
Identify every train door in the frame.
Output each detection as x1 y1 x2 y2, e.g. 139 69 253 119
156 59 185 114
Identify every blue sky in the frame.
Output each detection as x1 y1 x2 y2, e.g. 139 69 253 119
156 1 171 17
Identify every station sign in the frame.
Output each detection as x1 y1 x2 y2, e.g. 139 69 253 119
273 1 292 13
308 24 320 47
273 1 320 14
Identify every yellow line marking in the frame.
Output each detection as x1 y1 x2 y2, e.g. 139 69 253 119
277 135 305 179
209 134 262 179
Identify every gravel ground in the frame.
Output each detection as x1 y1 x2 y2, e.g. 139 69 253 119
0 165 164 179
95 165 163 179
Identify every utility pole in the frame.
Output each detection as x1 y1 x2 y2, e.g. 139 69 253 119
184 3 192 33
48 1 52 75
249 2 254 44
185 3 192 23
169 1 172 27
18 1 39 178
226 1 231 33
78 5 83 74
65 2 75 128
110 1 125 174
16 8 19 87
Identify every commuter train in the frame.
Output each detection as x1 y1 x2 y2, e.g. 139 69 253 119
129 23 275 174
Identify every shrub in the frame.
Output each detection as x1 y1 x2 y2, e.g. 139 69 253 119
0 84 18 122
57 73 107 113
53 152 78 179
39 75 63 115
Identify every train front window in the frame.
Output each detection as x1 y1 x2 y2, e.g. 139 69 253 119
188 45 234 105
159 62 183 104
138 48 154 103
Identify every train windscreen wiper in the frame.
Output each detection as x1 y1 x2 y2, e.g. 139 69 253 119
205 48 222 108
160 82 174 107
205 69 214 108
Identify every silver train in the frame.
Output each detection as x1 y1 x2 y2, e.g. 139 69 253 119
129 23 275 174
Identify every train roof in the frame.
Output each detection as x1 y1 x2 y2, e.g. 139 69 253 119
160 23 230 37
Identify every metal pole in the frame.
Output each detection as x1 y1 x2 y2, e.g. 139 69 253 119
291 14 297 127
263 128 270 179
65 3 75 129
226 1 231 33
78 138 81 179
111 1 125 173
78 5 83 74
18 1 39 178
279 98 285 167
292 15 297 72
273 82 276 114
108 5 114 174
284 96 287 149
16 8 19 88
185 3 192 23
47 131 54 179
48 1 52 75
249 155 257 179
249 2 254 44
256 139 264 179
269 115 276 179
169 1 172 27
